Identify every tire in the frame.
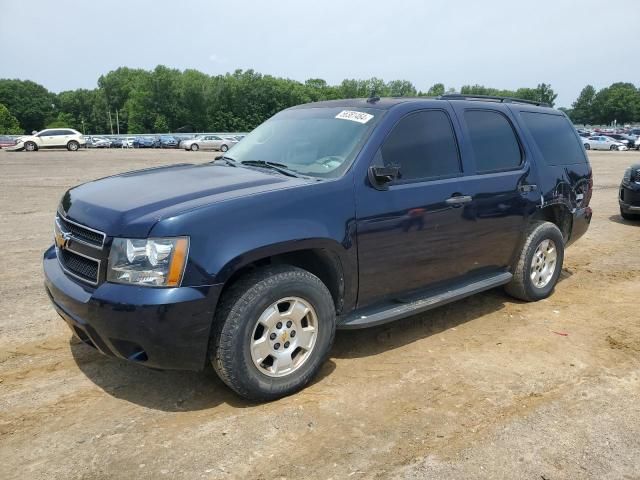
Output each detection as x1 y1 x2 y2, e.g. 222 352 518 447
620 207 640 221
610 145 617 151
584 143 590 150
220 144 229 152
24 141 37 152
211 265 336 401
190 144 199 151
67 141 79 151
505 221 565 302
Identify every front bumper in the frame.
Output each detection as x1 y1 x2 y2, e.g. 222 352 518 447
620 183 640 213
43 245 222 370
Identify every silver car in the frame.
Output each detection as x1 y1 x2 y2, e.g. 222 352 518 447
583 136 628 151
182 135 237 152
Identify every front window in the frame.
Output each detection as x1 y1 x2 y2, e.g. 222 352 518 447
226 106 384 178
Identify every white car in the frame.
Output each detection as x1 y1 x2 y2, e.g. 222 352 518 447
182 134 237 152
583 136 628 151
122 137 136 148
16 128 85 151
88 136 112 148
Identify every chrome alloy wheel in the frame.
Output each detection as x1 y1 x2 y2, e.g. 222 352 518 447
250 297 318 378
530 239 558 288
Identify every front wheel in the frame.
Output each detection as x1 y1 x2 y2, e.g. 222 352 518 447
584 143 590 150
24 141 37 151
220 144 229 152
610 145 617 151
505 221 564 302
67 141 79 151
211 265 336 401
190 144 199 151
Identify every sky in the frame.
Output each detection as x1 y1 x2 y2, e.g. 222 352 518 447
0 0 638 107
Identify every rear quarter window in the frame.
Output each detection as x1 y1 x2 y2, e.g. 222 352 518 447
520 112 587 165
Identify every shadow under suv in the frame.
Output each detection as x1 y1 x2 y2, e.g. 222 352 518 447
44 95 592 401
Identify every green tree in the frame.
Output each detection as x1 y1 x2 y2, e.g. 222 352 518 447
386 80 417 97
0 103 22 134
46 112 75 128
570 85 596 125
592 82 640 125
0 79 53 133
426 83 445 96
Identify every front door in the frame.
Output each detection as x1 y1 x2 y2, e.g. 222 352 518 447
355 108 469 308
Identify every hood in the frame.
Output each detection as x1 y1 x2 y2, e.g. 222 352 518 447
59 163 309 237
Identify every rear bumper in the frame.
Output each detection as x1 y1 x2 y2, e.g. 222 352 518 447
567 206 592 246
43 245 222 370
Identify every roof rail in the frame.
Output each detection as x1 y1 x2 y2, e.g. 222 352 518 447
439 93 551 108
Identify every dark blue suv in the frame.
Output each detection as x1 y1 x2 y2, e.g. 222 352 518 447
44 95 592 401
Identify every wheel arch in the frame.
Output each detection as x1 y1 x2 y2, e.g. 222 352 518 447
216 242 348 315
531 203 572 243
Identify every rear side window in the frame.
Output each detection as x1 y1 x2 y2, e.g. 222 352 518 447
521 112 587 166
464 110 522 172
381 110 461 181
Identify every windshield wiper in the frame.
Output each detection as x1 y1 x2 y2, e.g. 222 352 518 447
212 155 237 167
240 160 301 178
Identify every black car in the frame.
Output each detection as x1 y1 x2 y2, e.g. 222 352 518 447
43 95 593 401
620 164 640 220
109 138 123 148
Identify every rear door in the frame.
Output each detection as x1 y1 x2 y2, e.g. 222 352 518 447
449 104 536 277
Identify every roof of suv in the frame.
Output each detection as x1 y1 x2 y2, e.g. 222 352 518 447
290 96 555 112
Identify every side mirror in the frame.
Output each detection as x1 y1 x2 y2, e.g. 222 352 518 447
368 165 400 190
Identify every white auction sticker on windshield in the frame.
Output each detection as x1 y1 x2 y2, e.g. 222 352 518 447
335 110 374 124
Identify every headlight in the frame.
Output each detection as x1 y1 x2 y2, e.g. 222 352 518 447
623 167 632 184
107 237 189 287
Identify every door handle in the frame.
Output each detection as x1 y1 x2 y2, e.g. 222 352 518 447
445 195 472 206
518 184 538 193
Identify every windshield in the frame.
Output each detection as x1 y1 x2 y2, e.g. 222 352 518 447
226 106 384 178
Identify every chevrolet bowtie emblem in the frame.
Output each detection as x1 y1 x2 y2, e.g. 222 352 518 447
280 331 289 343
55 230 72 249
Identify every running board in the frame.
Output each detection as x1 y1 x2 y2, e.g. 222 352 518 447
338 272 512 329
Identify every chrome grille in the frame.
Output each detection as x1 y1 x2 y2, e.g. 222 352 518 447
55 213 106 286
59 249 100 284
56 215 105 247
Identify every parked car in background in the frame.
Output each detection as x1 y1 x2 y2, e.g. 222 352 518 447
620 164 640 220
133 136 155 148
605 134 632 148
87 137 112 149
582 136 628 151
123 137 136 148
158 135 178 148
109 138 123 148
0 135 17 148
182 134 235 152
15 128 85 151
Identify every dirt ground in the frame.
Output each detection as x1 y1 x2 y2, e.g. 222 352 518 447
0 148 639 480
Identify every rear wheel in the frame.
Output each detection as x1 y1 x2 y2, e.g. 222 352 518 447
505 221 564 302
211 265 336 401
24 141 37 151
190 144 199 151
584 143 590 150
67 140 79 151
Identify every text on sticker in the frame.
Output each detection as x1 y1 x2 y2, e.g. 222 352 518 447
335 110 374 124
